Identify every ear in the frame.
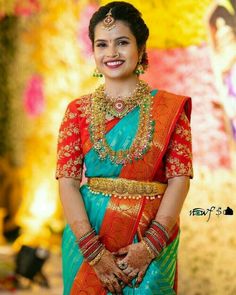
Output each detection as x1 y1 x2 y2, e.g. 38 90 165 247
138 44 146 61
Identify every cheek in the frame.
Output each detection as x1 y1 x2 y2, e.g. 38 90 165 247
129 52 139 67
129 48 139 63
94 51 103 65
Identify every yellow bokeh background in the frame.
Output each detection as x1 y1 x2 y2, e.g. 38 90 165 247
0 1 236 294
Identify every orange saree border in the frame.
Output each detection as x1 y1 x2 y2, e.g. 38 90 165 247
70 90 191 294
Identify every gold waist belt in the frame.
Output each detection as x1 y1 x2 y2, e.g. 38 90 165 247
87 177 167 200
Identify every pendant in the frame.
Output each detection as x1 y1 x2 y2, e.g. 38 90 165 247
113 100 126 113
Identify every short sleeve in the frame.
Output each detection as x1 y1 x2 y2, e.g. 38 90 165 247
165 110 193 179
55 101 83 181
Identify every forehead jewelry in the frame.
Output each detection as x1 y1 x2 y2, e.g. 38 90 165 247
103 8 116 30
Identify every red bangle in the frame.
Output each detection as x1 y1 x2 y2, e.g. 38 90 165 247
79 231 96 248
144 220 169 257
145 232 163 253
77 228 105 263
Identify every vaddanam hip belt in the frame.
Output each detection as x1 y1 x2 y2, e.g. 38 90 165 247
87 177 167 200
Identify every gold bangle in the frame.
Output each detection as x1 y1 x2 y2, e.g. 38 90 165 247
141 240 156 260
88 248 106 266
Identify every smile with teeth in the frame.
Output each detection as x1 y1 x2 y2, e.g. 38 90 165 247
105 60 124 67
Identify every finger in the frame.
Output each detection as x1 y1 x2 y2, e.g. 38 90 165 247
111 277 122 294
106 280 115 294
128 269 139 279
100 277 107 289
135 270 145 288
116 270 132 287
123 267 133 275
115 246 129 255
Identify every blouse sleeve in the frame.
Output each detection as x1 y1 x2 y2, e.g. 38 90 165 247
55 100 83 181
165 110 193 179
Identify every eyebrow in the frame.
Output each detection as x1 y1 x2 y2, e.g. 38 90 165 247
94 36 130 43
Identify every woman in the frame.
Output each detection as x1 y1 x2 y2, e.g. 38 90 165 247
56 1 193 294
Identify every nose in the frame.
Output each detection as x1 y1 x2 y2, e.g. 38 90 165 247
106 44 118 58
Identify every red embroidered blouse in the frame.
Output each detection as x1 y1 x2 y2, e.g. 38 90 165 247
56 99 193 182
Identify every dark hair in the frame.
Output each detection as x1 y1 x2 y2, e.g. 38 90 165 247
89 1 149 68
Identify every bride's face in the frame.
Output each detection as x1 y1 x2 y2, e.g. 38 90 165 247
93 20 140 80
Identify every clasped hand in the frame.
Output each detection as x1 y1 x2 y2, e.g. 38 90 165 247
92 242 153 294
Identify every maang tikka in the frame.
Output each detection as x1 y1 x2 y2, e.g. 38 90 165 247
103 8 116 30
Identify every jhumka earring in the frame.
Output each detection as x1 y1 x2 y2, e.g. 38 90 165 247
93 68 103 78
135 55 145 76
135 63 145 76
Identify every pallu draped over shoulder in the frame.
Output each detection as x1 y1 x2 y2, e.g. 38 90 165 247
55 89 193 295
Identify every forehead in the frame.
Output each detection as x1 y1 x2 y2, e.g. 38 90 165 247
94 20 135 41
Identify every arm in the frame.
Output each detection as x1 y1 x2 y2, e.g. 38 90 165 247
58 177 91 239
56 100 90 239
154 175 190 233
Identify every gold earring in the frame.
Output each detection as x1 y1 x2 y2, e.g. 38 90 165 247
135 54 145 76
135 63 145 76
93 68 103 78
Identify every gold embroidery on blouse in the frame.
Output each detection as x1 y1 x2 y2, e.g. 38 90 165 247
63 107 78 122
175 124 191 141
180 112 189 123
56 103 83 180
56 159 83 179
57 138 82 159
166 156 193 178
165 111 193 178
58 123 80 143
175 114 191 141
168 140 192 158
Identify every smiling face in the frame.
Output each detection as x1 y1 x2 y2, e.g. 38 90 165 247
93 20 141 81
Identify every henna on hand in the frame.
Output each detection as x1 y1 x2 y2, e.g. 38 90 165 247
114 242 153 286
93 249 130 293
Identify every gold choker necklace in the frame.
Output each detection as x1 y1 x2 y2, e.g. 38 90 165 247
89 80 155 165
104 82 142 118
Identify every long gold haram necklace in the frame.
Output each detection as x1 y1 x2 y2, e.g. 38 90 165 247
89 80 155 165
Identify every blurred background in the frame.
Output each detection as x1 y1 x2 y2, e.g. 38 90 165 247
0 0 236 294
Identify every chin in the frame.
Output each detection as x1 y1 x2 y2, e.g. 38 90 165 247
104 71 135 80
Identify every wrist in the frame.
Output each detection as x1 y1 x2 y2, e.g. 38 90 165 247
143 220 169 258
141 239 156 260
77 228 105 266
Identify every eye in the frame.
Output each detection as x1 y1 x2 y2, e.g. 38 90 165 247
96 42 107 48
117 40 129 46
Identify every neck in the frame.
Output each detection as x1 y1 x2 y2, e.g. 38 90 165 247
104 76 140 98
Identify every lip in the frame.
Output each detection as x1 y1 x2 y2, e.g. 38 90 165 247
104 60 125 69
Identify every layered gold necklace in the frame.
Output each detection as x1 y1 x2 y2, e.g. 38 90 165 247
89 80 155 165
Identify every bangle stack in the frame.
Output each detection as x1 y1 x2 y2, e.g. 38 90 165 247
77 228 105 266
143 220 169 258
